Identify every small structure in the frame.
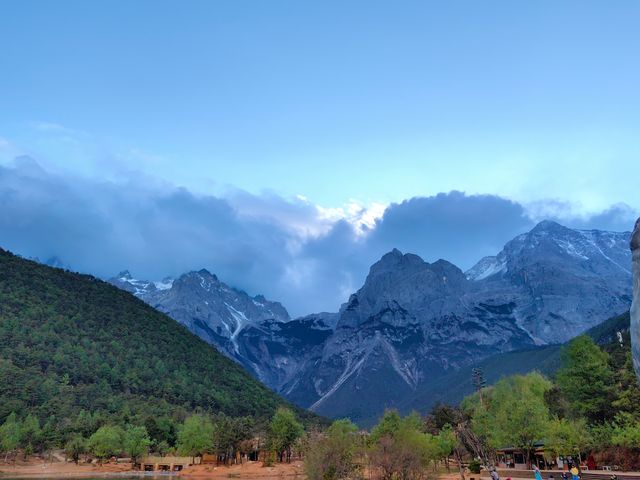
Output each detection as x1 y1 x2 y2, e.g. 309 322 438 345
496 443 548 469
138 456 200 471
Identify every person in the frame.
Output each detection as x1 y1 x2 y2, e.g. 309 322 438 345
570 465 580 480
534 465 543 480
490 467 500 480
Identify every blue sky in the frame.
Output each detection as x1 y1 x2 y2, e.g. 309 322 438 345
1 1 639 314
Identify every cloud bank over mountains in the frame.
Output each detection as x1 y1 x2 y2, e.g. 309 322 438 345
0 155 637 316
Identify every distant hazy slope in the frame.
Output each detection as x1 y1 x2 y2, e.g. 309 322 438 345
0 248 317 424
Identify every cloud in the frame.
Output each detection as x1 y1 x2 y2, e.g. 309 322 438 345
367 192 535 269
0 157 637 316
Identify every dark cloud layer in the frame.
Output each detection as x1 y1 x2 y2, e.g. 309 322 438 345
0 158 637 316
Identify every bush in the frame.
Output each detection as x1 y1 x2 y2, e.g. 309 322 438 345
468 459 481 474
305 420 361 480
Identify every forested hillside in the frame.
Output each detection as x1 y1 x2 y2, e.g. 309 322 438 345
0 248 319 442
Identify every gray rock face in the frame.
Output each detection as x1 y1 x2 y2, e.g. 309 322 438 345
470 220 632 344
109 269 331 388
286 221 632 424
630 218 640 381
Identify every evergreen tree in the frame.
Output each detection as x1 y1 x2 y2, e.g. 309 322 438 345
20 414 41 458
65 434 87 464
40 416 60 456
611 352 640 419
556 335 616 423
0 413 21 462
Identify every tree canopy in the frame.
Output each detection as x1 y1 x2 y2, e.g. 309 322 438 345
269 408 304 463
555 335 616 423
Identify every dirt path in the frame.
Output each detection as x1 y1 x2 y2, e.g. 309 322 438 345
179 461 305 479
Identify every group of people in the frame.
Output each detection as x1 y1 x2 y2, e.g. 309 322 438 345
489 464 583 480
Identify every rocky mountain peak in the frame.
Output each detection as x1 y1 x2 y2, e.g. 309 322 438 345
530 219 565 233
117 270 132 279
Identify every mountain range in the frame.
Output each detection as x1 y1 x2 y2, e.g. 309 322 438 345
109 220 633 425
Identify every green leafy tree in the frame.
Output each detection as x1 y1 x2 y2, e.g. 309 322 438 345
268 407 304 463
587 422 614 452
370 410 403 443
177 415 213 460
556 335 616 423
466 372 552 468
65 434 87 464
610 413 640 448
88 425 124 462
0 413 21 462
460 389 494 463
123 425 151 464
435 425 457 471
369 411 439 480
304 419 360 480
544 418 591 460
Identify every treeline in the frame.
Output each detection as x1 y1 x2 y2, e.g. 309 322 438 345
305 410 457 480
459 332 640 470
0 407 305 466
0 248 320 444
305 413 456 480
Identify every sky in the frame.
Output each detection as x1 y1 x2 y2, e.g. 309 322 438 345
1 1 639 315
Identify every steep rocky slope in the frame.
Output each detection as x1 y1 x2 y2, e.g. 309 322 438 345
109 270 336 390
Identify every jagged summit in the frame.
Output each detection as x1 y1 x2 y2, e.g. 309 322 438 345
108 266 330 390
530 219 564 231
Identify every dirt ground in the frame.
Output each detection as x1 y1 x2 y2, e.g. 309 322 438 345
0 458 307 479
0 459 471 480
180 461 305 479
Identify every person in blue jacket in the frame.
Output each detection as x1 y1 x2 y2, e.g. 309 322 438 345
534 465 543 480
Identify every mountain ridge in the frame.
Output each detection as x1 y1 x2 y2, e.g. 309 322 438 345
107 220 633 424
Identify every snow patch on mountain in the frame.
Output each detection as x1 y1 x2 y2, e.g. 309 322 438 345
465 256 506 280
